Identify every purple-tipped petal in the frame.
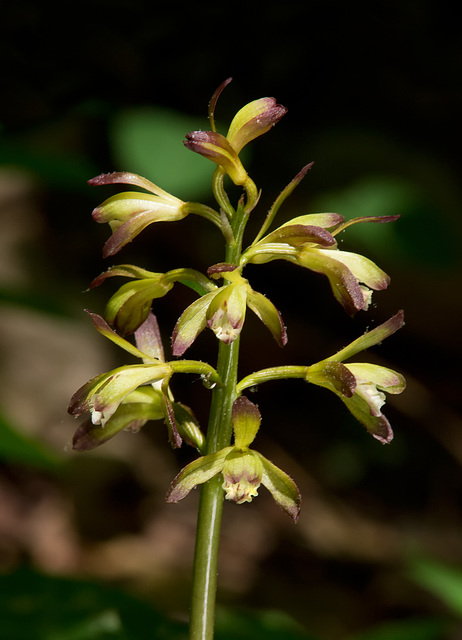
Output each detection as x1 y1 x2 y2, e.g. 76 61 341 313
88 172 180 202
246 289 288 347
171 291 217 356
226 97 287 154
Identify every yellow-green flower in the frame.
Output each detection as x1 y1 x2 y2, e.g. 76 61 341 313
243 213 399 316
166 396 301 521
226 97 287 154
68 311 218 450
89 172 221 257
90 264 216 336
236 312 406 444
172 263 287 355
184 97 286 185
306 311 406 442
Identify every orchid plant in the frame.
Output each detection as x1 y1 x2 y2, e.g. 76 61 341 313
68 78 405 640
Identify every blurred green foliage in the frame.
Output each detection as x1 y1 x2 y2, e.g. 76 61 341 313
0 412 61 471
0 568 188 640
110 107 214 201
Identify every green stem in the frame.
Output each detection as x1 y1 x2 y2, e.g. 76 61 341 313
236 365 308 394
188 338 240 640
188 202 248 640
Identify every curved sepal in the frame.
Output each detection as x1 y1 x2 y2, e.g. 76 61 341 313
165 447 234 503
88 171 181 203
90 264 163 289
255 452 301 522
296 249 382 315
329 311 405 362
246 288 287 347
85 311 153 360
171 290 218 356
101 205 187 258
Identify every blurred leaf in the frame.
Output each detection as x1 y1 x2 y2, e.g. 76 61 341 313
409 557 462 617
348 616 450 640
0 567 188 640
0 137 96 189
215 607 316 640
0 287 71 317
110 107 214 201
46 610 122 640
313 176 458 269
0 411 62 470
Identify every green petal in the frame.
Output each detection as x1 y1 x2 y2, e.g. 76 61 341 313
314 249 390 290
255 452 301 522
184 131 247 185
102 205 186 257
93 363 171 424
246 288 287 347
92 192 171 224
346 363 406 394
134 312 165 362
276 212 344 230
90 264 163 289
226 98 287 154
88 172 182 203
72 398 164 451
340 391 394 444
68 371 113 416
86 311 151 360
261 224 337 248
165 447 233 503
173 403 206 453
297 248 368 314
328 311 405 362
232 396 261 448
171 290 218 356
105 277 173 335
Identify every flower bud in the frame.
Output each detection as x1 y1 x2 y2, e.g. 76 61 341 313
226 98 287 154
184 131 248 185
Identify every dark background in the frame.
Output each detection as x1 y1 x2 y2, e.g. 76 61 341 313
1 2 462 639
